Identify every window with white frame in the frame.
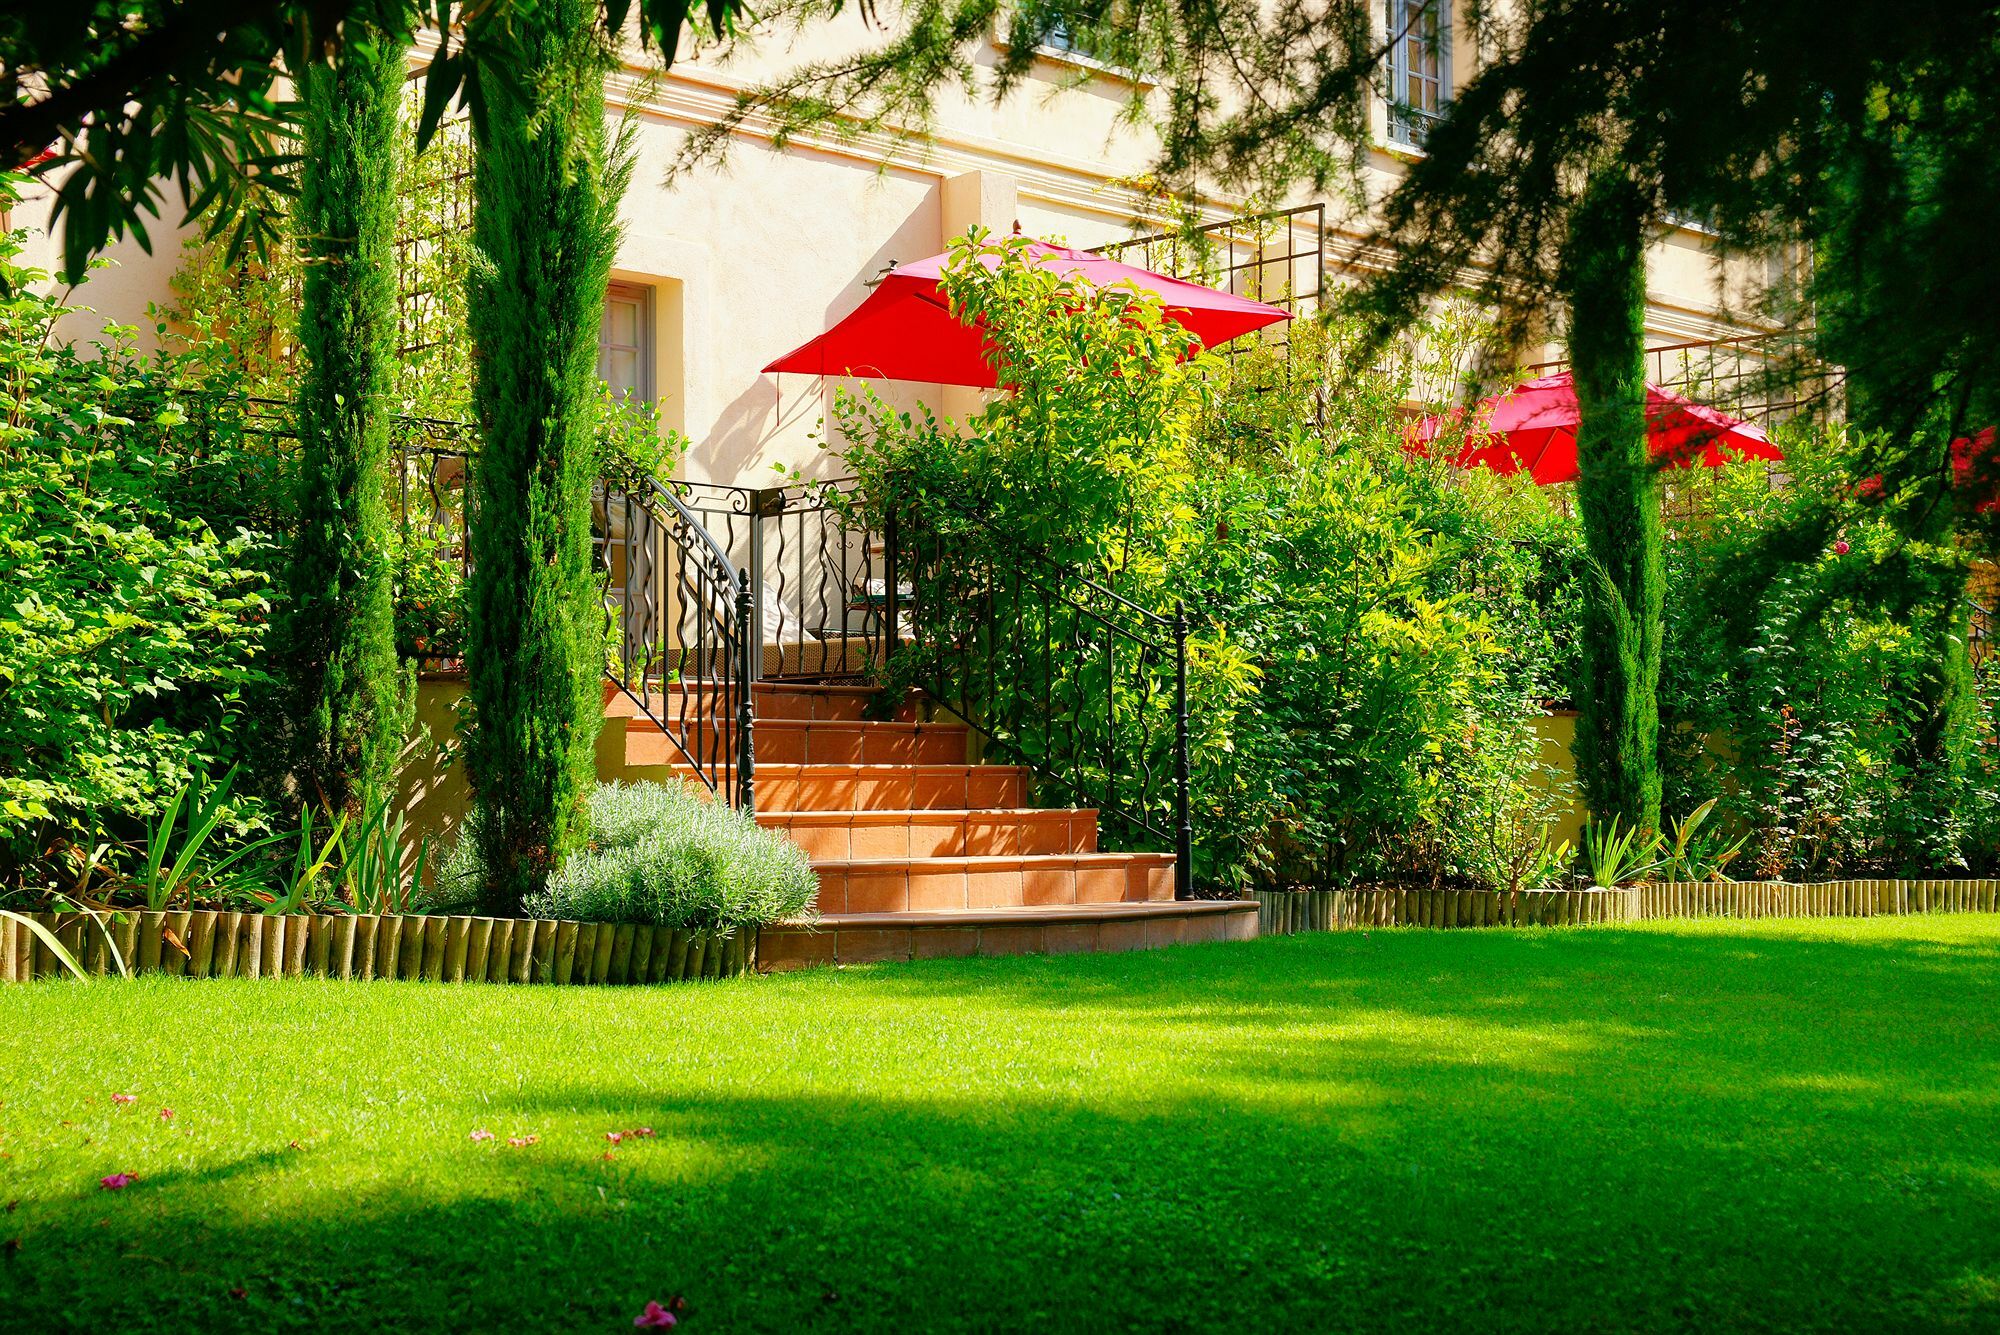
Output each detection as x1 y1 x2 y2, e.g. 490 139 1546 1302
1385 0 1450 148
596 282 655 594
599 282 654 403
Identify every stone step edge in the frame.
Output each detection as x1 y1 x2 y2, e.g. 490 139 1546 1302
757 807 1096 822
625 717 964 735
775 901 1248 930
812 852 1174 873
665 763 1032 778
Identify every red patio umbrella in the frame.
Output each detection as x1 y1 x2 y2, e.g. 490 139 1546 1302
764 240 1291 388
1409 372 1783 485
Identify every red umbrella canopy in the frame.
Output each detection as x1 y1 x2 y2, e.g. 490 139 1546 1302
1409 372 1783 485
763 240 1291 388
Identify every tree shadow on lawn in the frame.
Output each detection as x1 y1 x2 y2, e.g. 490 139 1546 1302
4 925 1999 1333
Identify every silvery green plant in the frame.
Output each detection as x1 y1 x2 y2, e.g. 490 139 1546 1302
526 782 817 931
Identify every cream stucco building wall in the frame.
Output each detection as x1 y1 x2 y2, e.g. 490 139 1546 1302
11 5 1777 491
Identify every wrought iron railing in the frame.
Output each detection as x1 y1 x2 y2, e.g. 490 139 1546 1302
193 394 758 808
672 479 892 682
604 479 756 809
888 494 1194 895
719 476 1193 894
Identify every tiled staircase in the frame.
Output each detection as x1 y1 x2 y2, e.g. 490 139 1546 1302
606 681 1256 968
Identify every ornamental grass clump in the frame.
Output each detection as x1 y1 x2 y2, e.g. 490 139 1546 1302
526 782 817 931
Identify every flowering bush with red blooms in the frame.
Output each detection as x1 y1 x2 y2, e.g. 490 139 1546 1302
394 527 469 662
1951 427 2000 517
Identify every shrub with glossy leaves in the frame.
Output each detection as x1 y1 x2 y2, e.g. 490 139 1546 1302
0 196 276 882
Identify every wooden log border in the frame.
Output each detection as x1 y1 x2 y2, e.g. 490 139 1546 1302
0 913 760 985
1248 879 2000 936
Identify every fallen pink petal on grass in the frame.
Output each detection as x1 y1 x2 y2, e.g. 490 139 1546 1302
605 1131 624 1144
157 1108 174 1122
506 1135 539 1148
98 1173 136 1191
468 1129 494 1143
634 1300 678 1328
110 1094 137 1106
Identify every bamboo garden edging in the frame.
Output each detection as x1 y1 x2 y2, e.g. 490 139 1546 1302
0 911 759 984
1251 878 2000 936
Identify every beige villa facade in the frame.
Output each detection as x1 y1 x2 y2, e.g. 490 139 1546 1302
13 4 1777 491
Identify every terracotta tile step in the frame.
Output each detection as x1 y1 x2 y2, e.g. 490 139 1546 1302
647 764 1031 811
759 900 1258 970
605 680 919 723
813 851 1175 913
758 808 1097 859
626 718 967 767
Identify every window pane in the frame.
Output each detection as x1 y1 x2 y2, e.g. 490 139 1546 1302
599 286 651 400
607 297 639 346
606 348 641 397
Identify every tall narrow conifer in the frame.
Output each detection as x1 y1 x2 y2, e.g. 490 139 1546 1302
286 23 414 818
463 0 628 914
1564 169 1662 834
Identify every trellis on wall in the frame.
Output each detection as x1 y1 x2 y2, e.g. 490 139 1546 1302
393 81 476 414
1095 203 1328 345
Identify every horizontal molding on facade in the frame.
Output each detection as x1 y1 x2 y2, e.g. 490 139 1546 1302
401 31 1767 346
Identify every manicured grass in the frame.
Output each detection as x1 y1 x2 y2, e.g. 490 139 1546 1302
3 917 1999 1332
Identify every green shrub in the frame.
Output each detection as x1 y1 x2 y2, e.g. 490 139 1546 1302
1659 421 1981 876
835 235 1574 892
0 194 278 884
524 782 818 930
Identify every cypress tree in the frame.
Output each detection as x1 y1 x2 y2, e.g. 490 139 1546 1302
463 0 627 915
1564 169 1662 834
286 23 414 818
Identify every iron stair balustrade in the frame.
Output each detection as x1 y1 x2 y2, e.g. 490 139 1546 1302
606 476 757 812
658 474 1195 894
670 478 894 684
884 492 1194 897
184 394 759 808
728 475 1195 898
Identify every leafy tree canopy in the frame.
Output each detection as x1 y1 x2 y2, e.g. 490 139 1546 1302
688 0 1999 490
3 0 745 283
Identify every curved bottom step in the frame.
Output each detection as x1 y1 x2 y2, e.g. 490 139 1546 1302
758 900 1257 971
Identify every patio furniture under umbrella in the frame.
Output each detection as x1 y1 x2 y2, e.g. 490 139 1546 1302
1408 372 1783 485
764 240 1292 387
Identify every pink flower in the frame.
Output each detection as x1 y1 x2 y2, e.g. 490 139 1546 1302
99 1173 137 1191
469 1129 494 1143
157 1108 174 1122
605 1131 624 1144
111 1094 137 1106
630 1128 654 1139
1833 539 1851 556
634 1301 678 1328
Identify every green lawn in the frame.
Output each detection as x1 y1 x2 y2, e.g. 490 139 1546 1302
3 917 1998 1332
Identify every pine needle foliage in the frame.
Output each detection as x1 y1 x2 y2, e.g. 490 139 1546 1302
285 23 415 821
463 0 630 916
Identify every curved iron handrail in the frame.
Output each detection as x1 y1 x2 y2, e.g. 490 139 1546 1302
887 497 1191 893
605 477 756 810
674 472 1193 891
